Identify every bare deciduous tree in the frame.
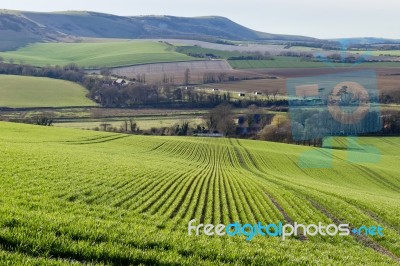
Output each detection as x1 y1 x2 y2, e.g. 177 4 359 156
184 68 190 86
206 103 235 136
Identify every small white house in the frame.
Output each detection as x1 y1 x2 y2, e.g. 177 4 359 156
254 92 262 96
112 79 127 86
238 93 245 97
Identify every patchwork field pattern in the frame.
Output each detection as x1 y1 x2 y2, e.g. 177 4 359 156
0 122 399 265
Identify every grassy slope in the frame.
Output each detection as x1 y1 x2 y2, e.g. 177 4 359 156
0 122 398 265
0 41 197 68
0 75 96 107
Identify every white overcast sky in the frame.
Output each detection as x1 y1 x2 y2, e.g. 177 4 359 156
0 0 399 39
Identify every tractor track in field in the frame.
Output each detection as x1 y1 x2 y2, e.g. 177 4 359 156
149 141 167 152
236 143 400 261
238 142 399 253
350 164 400 193
309 199 400 262
229 138 308 240
266 193 308 240
64 134 131 145
237 139 399 255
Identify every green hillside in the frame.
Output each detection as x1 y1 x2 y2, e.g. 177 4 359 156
0 75 96 107
0 10 317 51
0 122 398 265
0 41 197 68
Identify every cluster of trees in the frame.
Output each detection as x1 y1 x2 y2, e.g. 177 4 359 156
258 115 297 144
324 54 357 63
202 72 231 83
90 83 235 107
380 91 400 104
205 103 236 135
279 51 360 63
10 112 56 126
93 103 264 137
381 110 400 134
0 61 85 83
228 51 272 60
283 41 341 50
258 109 400 146
91 82 288 108
279 51 313 58
281 42 400 51
95 119 199 137
96 119 139 133
33 112 55 126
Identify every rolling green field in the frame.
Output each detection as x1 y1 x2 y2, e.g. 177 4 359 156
0 41 197 68
0 122 399 265
229 57 400 69
176 45 245 59
0 75 96 108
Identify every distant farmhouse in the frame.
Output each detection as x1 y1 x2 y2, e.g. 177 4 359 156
112 79 128 86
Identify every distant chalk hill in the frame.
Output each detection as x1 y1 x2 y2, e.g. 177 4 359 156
0 10 315 51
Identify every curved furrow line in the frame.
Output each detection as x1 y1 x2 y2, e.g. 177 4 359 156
103 164 182 206
145 165 202 215
127 169 191 211
113 168 185 209
224 169 252 223
84 167 163 204
231 140 314 226
234 173 282 222
67 134 131 145
166 171 202 219
169 144 212 223
250 145 400 233
221 168 237 223
229 140 283 222
169 169 205 229
91 176 156 205
350 164 400 193
199 143 217 224
236 141 400 255
187 151 214 223
212 162 221 225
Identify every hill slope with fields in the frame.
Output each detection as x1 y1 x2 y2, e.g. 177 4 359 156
0 75 96 107
0 41 197 67
0 122 398 265
0 10 317 51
